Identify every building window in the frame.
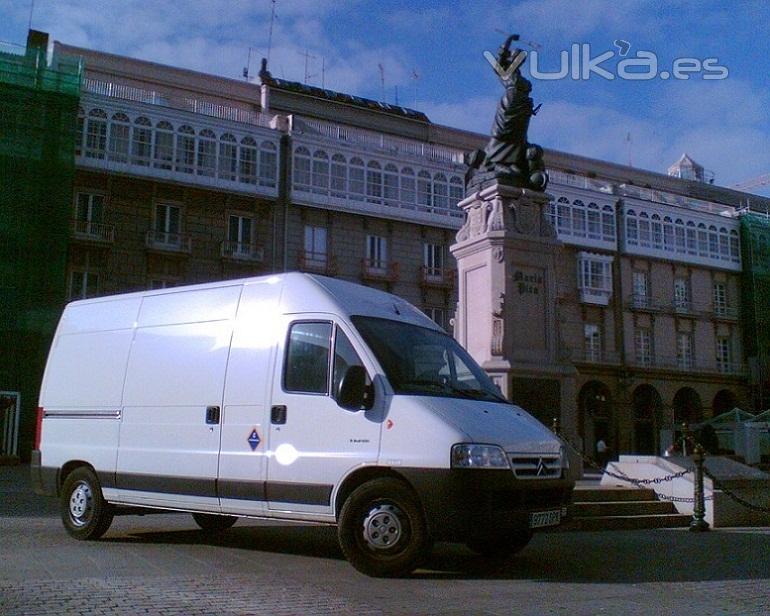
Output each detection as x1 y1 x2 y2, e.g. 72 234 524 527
153 202 181 245
304 225 327 266
424 243 444 278
218 133 238 181
259 141 278 188
417 170 432 210
713 282 728 315
85 109 107 159
366 161 383 203
108 112 130 163
576 252 613 305
175 125 196 174
365 235 388 270
632 270 649 307
295 146 314 191
674 277 691 311
349 157 365 197
676 332 693 370
69 270 100 300
449 176 464 207
716 336 732 372
638 212 651 248
227 214 254 255
424 307 446 329
131 116 153 166
400 167 416 205
584 324 601 361
239 137 258 185
433 173 449 210
634 328 652 366
74 192 104 235
330 153 347 197
312 150 330 194
153 120 174 170
197 129 217 177
384 164 399 205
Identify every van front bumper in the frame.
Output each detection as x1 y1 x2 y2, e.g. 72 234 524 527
397 467 574 541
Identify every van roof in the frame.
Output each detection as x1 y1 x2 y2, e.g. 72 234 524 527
63 272 441 332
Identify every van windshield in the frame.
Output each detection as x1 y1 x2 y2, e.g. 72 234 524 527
351 316 507 403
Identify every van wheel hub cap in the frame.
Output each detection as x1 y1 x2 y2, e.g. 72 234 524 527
69 482 93 526
362 504 403 550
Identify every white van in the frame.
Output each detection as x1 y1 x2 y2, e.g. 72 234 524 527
31 273 573 576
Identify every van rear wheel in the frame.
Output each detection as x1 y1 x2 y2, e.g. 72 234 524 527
338 478 431 577
466 529 533 558
61 467 114 540
192 513 238 532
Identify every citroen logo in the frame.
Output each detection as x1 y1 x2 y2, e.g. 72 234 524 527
535 458 547 476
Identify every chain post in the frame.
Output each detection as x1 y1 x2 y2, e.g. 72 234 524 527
551 416 560 436
689 444 710 532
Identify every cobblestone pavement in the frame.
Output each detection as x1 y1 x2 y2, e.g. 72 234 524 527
2 465 769 615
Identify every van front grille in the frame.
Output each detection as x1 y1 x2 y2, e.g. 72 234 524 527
509 455 562 479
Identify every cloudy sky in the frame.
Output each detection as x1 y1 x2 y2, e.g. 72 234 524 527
2 0 769 195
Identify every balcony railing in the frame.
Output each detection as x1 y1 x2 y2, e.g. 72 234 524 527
628 293 666 312
573 349 622 365
628 355 746 376
70 219 115 243
712 305 739 320
220 241 264 262
297 252 338 276
578 286 612 306
673 299 697 316
145 230 191 254
361 259 399 283
419 266 456 289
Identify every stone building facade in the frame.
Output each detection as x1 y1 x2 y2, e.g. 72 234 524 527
5 34 766 458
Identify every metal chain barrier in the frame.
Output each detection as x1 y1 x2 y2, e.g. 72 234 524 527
703 468 770 514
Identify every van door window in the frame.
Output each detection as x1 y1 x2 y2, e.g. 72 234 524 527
284 322 332 394
332 327 371 404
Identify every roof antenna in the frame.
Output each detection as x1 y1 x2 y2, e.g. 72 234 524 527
378 63 385 102
266 0 277 65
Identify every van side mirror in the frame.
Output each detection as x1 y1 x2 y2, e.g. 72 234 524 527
337 365 367 411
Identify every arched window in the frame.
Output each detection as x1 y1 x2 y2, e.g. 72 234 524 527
718 228 730 260
175 125 196 174
218 133 238 181
708 224 719 257
729 230 740 262
686 220 697 255
433 173 448 210
449 176 464 207
571 199 586 237
674 219 686 252
697 222 708 256
153 120 174 170
557 197 571 234
312 150 329 193
587 203 600 239
75 107 85 156
651 213 663 249
638 211 651 247
197 129 216 177
293 146 311 190
239 136 258 184
108 112 130 163
384 163 399 205
330 153 347 197
662 216 674 250
259 141 277 187
625 209 638 246
131 116 152 166
417 170 432 209
349 157 365 197
85 109 108 159
400 167 416 206
601 205 615 241
366 160 383 203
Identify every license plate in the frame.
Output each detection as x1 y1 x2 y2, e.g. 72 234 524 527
529 509 561 529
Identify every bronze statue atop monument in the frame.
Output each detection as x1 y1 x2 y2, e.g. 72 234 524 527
465 34 548 193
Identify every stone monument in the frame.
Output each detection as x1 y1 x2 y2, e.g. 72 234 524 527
451 35 577 438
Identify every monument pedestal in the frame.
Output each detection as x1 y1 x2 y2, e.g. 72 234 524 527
451 182 578 440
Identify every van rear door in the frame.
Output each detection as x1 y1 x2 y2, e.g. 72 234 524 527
266 317 381 515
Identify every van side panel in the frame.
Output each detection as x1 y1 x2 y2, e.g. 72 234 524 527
115 286 241 511
219 279 283 515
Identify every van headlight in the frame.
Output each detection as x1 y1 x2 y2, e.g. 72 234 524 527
451 444 510 469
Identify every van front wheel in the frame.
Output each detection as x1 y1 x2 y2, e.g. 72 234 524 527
61 467 114 540
338 478 431 577
192 513 238 532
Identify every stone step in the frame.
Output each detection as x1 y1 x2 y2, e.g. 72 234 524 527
555 512 692 532
573 487 658 503
570 500 678 518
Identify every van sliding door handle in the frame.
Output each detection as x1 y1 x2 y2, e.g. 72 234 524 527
206 406 221 424
271 405 287 425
